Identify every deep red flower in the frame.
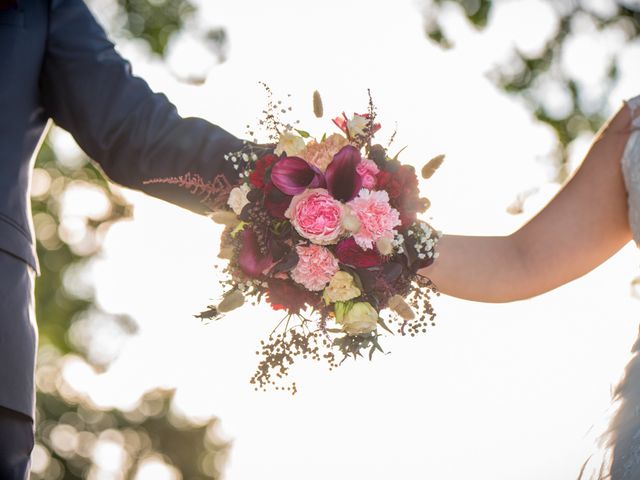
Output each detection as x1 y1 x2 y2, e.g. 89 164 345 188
376 166 417 199
335 237 385 268
375 171 395 197
266 278 318 314
377 165 423 227
249 153 278 190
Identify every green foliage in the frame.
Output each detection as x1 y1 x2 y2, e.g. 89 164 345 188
423 0 640 181
32 141 132 358
295 129 311 138
30 1 231 478
117 0 196 56
332 331 384 363
34 387 228 479
32 132 230 478
424 0 493 48
115 0 229 66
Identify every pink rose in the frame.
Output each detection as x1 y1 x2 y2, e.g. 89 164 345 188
301 133 349 172
347 189 401 250
285 188 344 245
356 158 379 189
290 244 339 291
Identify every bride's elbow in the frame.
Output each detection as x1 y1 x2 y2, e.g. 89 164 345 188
504 232 570 302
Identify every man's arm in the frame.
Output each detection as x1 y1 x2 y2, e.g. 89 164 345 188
39 0 246 213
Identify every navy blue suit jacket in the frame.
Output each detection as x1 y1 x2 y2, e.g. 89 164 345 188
0 0 244 417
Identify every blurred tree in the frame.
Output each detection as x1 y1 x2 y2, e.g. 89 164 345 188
114 0 229 83
422 0 640 182
117 0 196 56
30 1 230 478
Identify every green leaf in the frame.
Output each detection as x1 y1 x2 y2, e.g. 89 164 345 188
368 336 385 360
350 271 365 293
326 328 344 334
377 316 394 335
391 145 408 161
321 132 327 142
333 336 347 348
230 221 246 238
295 129 311 138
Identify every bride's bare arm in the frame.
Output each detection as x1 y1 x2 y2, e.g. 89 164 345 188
421 103 634 303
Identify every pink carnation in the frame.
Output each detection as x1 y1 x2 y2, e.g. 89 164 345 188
301 133 349 172
347 189 401 250
285 188 344 245
356 158 380 189
290 244 339 291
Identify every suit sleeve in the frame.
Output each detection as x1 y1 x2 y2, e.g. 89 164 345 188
39 0 246 213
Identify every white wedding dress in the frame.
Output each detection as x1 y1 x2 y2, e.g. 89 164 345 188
579 95 640 479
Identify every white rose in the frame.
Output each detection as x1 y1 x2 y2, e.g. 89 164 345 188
227 184 251 215
323 271 361 304
275 131 306 156
346 115 369 137
335 301 378 335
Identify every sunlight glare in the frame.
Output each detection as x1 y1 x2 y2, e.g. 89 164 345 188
67 0 640 478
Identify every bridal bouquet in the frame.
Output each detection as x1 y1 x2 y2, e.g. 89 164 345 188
149 90 442 393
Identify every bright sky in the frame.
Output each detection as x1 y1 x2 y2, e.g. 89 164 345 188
50 0 640 478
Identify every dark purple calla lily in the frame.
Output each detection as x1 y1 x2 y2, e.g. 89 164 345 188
325 145 363 202
238 228 273 278
270 156 326 196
